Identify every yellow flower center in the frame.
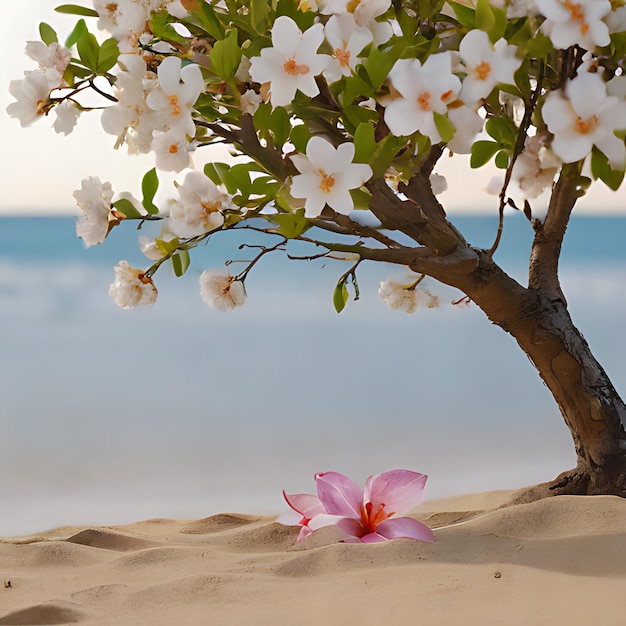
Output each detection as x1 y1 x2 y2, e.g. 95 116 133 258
359 501 394 533
346 0 362 13
168 143 179 154
474 60 492 81
283 58 310 76
169 94 181 117
575 115 598 134
319 171 335 194
563 0 589 35
334 44 351 68
417 92 431 111
201 201 221 214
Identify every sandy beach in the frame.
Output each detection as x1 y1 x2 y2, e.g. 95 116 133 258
1 489 625 625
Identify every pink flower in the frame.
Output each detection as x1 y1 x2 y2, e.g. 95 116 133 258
280 492 326 541
280 469 435 543
316 470 435 543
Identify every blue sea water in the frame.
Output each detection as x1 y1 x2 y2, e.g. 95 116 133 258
1 214 625 535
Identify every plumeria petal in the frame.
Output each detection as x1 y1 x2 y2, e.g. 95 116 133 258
365 469 428 516
315 471 363 517
271 15 302 56
374 517 436 542
283 492 325 518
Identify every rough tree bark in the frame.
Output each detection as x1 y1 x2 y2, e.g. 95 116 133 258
359 161 626 499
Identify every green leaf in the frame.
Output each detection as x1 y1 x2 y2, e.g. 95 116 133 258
485 116 517 147
350 187 372 211
210 29 241 80
150 10 188 45
333 277 349 314
272 209 311 239
98 38 119 73
141 168 160 215
495 150 510 169
172 250 191 277
488 6 508 43
433 112 456 144
269 106 291 148
229 163 252 197
112 198 143 219
204 162 230 187
470 140 500 168
364 46 401 90
353 122 377 164
290 124 311 154
522 31 553 58
156 237 180 256
196 1 225 40
77 31 100 72
370 134 407 178
55 4 99 17
65 19 87 48
476 0 496 32
39 22 58 45
447 1 476 29
250 0 269 35
591 146 625 191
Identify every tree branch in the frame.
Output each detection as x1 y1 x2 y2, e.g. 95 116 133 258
366 178 461 254
529 161 583 298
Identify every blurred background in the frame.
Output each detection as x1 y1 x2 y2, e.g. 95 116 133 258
1 3 625 535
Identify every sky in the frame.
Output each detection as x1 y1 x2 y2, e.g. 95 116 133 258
1 1 626 215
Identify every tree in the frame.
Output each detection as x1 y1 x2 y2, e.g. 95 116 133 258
7 0 626 497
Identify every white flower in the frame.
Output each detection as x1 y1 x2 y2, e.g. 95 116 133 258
240 89 262 115
322 0 391 26
168 170 229 238
383 53 461 142
458 30 521 105
6 71 50 127
378 277 439 313
53 100 81 135
73 177 115 247
542 70 626 168
94 0 148 41
109 260 158 308
249 16 330 107
323 14 373 83
290 137 373 218
101 54 157 152
199 270 246 311
152 128 195 172
447 105 485 154
512 134 561 198
24 41 71 88
146 56 203 136
536 0 611 50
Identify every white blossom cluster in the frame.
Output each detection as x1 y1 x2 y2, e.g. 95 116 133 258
7 0 626 313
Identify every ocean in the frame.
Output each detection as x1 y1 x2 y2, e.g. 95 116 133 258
1 214 625 535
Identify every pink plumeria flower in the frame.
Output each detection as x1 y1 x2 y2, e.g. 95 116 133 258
280 492 327 541
315 470 435 543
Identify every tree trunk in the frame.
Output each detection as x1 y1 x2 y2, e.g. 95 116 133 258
451 252 626 498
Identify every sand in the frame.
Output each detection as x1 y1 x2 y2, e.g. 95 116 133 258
1 490 625 625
